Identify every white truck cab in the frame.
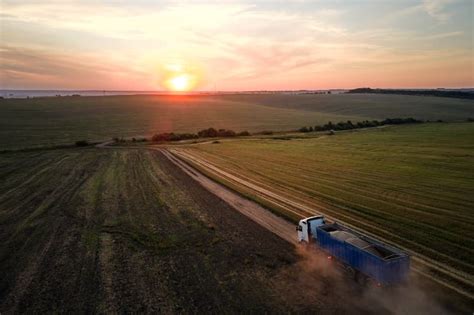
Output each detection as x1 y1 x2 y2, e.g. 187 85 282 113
297 216 325 242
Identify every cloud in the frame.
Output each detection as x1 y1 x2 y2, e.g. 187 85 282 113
421 31 463 40
422 0 454 22
0 46 150 89
0 1 472 89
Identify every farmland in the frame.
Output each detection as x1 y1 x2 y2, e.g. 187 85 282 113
1 93 473 150
180 123 474 290
1 147 402 313
1 94 473 311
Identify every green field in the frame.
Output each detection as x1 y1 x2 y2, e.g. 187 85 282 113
184 123 474 278
1 94 473 150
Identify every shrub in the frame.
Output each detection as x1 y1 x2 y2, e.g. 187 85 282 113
237 131 250 136
301 118 421 135
151 132 199 142
75 140 89 147
299 126 309 133
217 129 236 137
198 128 218 138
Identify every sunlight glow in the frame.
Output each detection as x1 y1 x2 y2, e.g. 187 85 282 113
169 74 190 91
161 62 202 92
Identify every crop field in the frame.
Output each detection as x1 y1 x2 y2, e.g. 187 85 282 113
182 123 474 287
220 93 474 120
1 93 473 150
2 147 410 313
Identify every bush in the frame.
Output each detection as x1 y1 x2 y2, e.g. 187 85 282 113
302 118 422 134
299 126 309 133
217 129 236 137
237 131 250 136
150 127 242 142
198 128 218 138
75 140 89 147
151 132 199 142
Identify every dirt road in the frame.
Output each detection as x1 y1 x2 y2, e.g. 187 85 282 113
165 147 474 303
160 149 297 244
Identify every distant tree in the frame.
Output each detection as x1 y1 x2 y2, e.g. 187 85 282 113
237 131 250 136
299 126 309 133
198 128 218 138
217 129 236 137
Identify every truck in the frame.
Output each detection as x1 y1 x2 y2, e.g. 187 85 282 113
297 215 410 286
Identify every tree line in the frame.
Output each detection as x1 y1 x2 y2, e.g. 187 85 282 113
151 128 250 142
347 87 474 100
298 118 423 133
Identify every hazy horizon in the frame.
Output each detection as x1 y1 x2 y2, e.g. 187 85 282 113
2 86 474 92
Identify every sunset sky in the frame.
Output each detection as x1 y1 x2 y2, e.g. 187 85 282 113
1 0 473 91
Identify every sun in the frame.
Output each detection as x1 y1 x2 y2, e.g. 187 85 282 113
169 74 190 91
160 62 202 92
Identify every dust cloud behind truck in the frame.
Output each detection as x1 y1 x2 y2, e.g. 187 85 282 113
297 216 410 286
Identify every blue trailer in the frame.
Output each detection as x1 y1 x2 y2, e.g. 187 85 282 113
297 216 410 285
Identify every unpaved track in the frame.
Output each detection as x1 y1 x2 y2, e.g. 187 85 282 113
160 149 296 244
166 147 474 301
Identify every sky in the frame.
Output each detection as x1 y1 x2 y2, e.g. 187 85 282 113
0 0 473 91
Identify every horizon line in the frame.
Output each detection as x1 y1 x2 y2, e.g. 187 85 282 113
2 87 474 92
